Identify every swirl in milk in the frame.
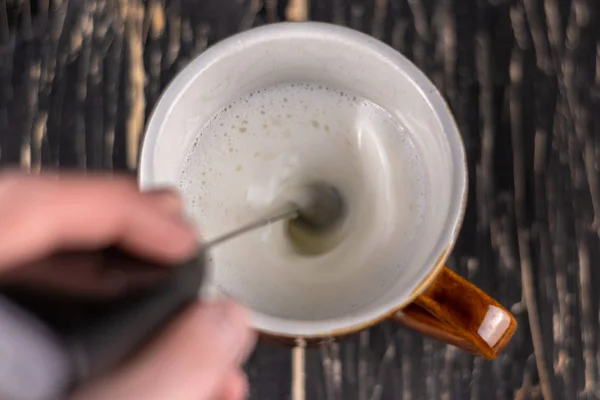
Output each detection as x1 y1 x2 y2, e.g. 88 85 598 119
179 83 426 320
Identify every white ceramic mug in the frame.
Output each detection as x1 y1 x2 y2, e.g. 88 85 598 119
139 22 516 359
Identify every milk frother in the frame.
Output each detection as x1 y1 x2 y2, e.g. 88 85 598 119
0 183 345 400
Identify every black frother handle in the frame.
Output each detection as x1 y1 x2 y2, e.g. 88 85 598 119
66 248 206 384
3 247 206 390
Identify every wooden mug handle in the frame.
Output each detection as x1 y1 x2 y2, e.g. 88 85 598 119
392 266 517 359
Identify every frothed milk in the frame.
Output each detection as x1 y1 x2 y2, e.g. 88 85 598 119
179 83 427 320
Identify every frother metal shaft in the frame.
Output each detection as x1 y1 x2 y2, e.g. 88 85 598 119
203 208 299 249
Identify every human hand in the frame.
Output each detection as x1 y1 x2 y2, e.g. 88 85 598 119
0 172 254 400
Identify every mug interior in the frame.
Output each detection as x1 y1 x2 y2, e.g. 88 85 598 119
140 22 466 337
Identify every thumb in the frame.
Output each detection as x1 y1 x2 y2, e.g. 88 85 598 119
73 301 255 400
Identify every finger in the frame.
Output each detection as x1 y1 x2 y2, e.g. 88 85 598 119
72 301 255 400
0 173 197 271
0 188 186 296
1 187 185 295
215 369 249 400
144 189 184 216
144 190 205 242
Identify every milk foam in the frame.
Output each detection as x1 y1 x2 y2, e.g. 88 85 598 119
179 83 427 320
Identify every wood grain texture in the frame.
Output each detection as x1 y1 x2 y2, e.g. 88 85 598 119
0 0 598 399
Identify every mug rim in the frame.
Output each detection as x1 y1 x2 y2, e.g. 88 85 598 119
139 21 468 338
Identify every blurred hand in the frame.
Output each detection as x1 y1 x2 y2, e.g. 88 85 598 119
0 171 254 400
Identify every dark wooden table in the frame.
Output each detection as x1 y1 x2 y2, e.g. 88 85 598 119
1 0 598 399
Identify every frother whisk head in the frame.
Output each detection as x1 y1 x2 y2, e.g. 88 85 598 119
292 182 346 232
